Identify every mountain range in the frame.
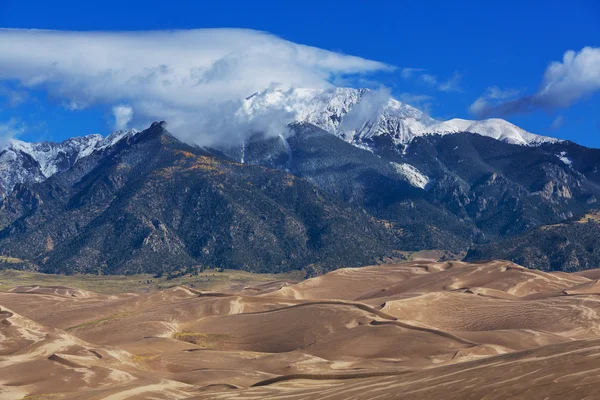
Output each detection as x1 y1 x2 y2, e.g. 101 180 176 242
1 87 599 275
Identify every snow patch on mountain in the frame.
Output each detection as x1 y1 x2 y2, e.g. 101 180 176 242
558 151 573 166
390 162 430 189
97 129 139 151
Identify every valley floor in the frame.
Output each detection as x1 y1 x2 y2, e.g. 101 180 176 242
2 260 600 399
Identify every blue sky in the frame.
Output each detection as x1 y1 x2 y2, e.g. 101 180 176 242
0 0 599 146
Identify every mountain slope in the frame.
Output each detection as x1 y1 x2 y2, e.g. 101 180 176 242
0 122 399 274
400 134 600 236
227 124 600 255
233 123 480 252
465 211 600 272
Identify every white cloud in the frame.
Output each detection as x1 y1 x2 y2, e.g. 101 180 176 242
550 114 564 130
485 86 523 100
468 97 488 116
0 85 29 107
468 86 522 115
339 87 391 132
537 47 600 107
112 105 133 130
420 74 437 86
0 118 25 147
401 68 462 94
470 47 600 118
397 93 435 115
401 67 426 79
0 28 392 146
397 93 434 103
439 72 462 92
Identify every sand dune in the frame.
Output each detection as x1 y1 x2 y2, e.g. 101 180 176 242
2 260 600 399
193 338 600 400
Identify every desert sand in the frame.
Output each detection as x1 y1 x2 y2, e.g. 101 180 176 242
2 260 600 399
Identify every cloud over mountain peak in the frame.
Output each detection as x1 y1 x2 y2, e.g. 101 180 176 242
0 28 392 145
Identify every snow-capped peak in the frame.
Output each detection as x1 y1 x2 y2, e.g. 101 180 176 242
241 87 559 148
454 119 557 146
0 128 139 195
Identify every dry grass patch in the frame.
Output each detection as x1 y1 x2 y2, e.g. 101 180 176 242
577 210 600 223
0 256 26 264
173 331 231 349
132 353 161 370
65 312 136 332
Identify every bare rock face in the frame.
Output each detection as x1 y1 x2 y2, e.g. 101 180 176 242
542 180 574 200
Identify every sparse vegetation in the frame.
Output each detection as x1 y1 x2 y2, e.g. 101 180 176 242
397 249 466 262
0 268 303 294
466 217 600 272
0 256 27 264
173 331 231 348
132 353 161 370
